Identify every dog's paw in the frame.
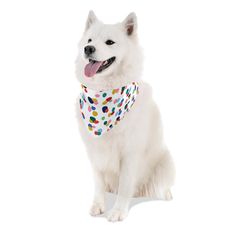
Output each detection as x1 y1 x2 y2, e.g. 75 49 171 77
90 202 105 216
106 208 128 222
165 189 173 201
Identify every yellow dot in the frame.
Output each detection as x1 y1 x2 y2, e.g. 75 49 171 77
92 111 98 116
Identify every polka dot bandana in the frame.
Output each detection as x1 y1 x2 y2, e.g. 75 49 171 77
79 82 139 137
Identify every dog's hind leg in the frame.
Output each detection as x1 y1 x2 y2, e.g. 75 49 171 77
151 149 175 200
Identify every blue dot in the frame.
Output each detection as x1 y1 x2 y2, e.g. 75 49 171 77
88 96 93 104
102 106 108 113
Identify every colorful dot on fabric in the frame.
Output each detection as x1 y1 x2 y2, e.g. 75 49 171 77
92 98 98 105
102 93 107 97
88 106 91 112
121 86 126 94
81 85 88 93
102 106 108 113
102 97 112 105
82 94 86 103
108 107 115 117
124 101 130 110
81 112 85 119
89 116 96 123
101 116 105 120
117 98 124 108
104 121 108 125
79 99 84 109
112 88 119 95
126 88 131 96
95 94 100 98
89 116 99 124
108 111 115 117
106 97 112 102
88 96 99 105
88 96 93 104
88 124 93 131
92 111 98 116
94 128 102 136
91 106 96 110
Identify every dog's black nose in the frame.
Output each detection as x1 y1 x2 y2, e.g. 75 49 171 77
84 45 96 56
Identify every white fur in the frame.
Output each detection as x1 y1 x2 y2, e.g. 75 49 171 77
75 11 175 222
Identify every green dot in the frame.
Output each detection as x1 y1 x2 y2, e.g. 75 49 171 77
102 93 107 97
102 116 105 120
90 116 96 122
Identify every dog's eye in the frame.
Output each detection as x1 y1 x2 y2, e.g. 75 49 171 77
105 40 115 45
88 39 92 43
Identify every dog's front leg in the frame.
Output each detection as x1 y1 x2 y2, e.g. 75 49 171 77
107 157 137 222
90 169 105 216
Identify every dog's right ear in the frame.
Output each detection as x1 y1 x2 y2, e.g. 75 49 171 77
85 10 98 32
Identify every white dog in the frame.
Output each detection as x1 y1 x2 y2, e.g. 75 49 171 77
75 11 175 222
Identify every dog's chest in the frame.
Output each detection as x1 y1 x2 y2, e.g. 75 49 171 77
87 133 125 173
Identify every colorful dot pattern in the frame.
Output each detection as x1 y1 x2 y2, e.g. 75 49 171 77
79 82 139 137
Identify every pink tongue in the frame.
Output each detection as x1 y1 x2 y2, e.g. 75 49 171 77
84 61 103 77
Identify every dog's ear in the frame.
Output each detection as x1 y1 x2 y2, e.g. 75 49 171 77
122 12 137 36
85 10 98 31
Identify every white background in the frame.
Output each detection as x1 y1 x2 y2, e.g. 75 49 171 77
0 0 236 235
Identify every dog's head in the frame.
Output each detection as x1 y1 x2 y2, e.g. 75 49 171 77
76 11 142 89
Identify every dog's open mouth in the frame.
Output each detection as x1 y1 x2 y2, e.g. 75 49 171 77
84 57 116 77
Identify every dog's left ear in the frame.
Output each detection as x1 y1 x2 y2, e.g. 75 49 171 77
122 12 137 36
